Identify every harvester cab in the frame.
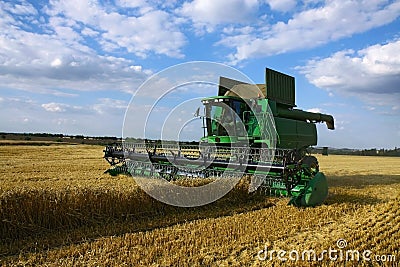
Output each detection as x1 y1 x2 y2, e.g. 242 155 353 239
200 69 334 151
200 96 250 144
104 68 335 207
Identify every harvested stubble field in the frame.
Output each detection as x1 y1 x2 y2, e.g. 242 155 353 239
0 144 399 266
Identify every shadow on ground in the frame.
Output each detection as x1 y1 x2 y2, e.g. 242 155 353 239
327 174 400 188
324 174 400 205
324 191 383 205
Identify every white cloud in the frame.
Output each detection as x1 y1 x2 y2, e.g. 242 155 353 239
220 0 400 63
306 108 323 113
298 39 400 112
0 12 149 94
81 27 99 37
46 0 186 58
1 1 37 16
101 10 186 58
179 0 259 33
92 98 128 115
265 0 297 12
0 0 398 147
116 0 148 9
42 102 68 112
334 119 349 130
0 97 129 136
130 65 142 71
50 58 62 67
0 0 185 98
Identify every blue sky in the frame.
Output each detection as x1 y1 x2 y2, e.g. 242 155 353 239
0 0 399 149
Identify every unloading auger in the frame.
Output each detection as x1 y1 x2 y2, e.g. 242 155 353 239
104 68 335 207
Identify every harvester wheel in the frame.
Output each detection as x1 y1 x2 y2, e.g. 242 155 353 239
289 172 328 207
301 156 319 174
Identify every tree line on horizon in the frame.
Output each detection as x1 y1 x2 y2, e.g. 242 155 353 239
1 132 399 156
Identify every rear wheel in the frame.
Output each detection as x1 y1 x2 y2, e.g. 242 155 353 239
301 155 319 174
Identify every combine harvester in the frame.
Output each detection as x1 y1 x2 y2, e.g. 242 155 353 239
104 68 334 207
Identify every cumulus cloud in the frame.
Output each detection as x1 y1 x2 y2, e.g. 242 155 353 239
0 97 128 136
0 20 149 95
47 0 186 58
0 0 187 96
298 39 400 112
1 0 399 145
219 0 400 63
306 108 323 113
179 0 259 33
265 0 297 12
42 102 68 112
92 98 128 115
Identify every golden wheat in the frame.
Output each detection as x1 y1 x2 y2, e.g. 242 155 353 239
0 145 399 266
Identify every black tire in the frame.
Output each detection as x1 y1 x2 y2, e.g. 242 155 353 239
301 155 319 174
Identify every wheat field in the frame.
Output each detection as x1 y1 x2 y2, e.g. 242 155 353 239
0 144 399 266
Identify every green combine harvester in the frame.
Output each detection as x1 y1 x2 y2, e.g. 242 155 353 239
104 68 335 207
